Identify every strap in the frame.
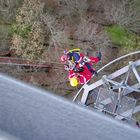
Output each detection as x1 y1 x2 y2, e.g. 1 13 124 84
68 48 80 53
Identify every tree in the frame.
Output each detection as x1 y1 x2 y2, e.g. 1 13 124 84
11 0 50 60
57 0 88 16
74 16 110 49
0 0 21 23
104 0 140 34
41 13 69 61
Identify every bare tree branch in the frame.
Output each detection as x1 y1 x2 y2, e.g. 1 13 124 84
104 0 140 33
75 16 110 48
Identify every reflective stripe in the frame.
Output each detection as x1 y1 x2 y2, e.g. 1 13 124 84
68 48 80 53
77 57 83 63
79 74 86 84
69 73 76 78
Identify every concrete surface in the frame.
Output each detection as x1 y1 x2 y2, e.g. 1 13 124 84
0 73 140 140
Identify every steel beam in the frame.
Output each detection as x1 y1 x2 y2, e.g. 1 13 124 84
115 105 140 120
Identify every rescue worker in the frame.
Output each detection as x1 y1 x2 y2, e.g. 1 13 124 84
60 48 81 64
60 48 101 75
64 62 93 87
68 69 91 87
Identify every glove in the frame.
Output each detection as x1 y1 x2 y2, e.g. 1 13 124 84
96 52 102 61
83 56 91 62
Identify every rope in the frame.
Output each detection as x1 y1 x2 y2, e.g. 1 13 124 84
0 56 63 69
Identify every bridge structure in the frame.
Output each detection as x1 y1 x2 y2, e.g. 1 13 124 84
73 51 140 125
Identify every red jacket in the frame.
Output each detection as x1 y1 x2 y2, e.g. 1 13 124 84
68 63 93 85
89 56 99 64
68 54 100 85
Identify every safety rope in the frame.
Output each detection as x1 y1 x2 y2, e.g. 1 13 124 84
0 56 63 69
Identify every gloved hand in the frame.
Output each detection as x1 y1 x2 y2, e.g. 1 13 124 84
96 52 102 61
83 56 91 62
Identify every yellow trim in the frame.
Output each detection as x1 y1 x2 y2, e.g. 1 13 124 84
68 48 80 53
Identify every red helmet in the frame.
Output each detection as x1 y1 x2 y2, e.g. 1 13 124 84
60 54 68 62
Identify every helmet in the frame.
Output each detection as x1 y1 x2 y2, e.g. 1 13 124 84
60 54 68 62
70 77 79 87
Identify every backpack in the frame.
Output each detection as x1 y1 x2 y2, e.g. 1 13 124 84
67 48 81 62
